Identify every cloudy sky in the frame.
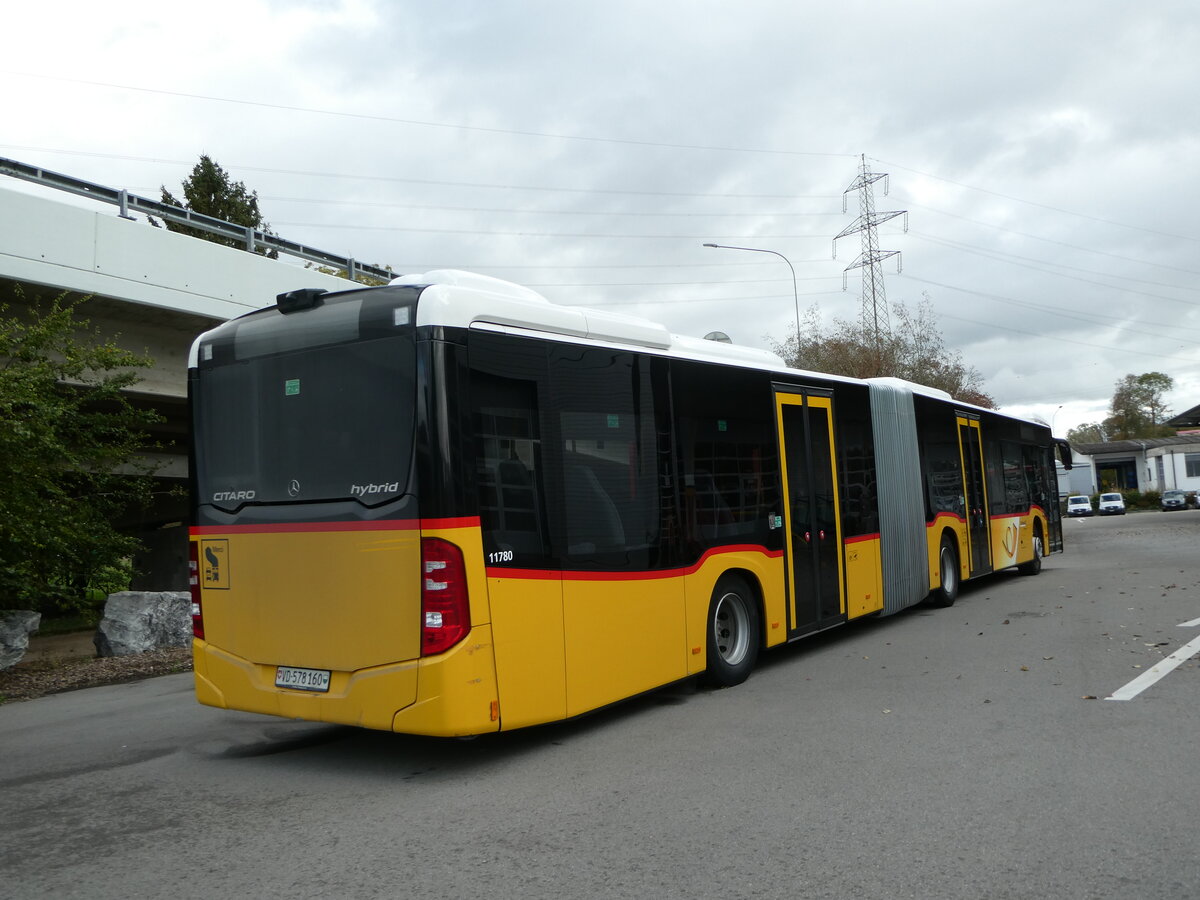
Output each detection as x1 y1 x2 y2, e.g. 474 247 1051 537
6 0 1200 435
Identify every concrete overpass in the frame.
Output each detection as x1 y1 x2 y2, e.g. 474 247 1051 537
1 173 377 589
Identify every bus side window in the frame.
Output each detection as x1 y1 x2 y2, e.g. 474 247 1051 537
1002 441 1030 514
550 348 665 569
1023 444 1050 509
671 361 777 552
923 433 963 519
563 462 626 554
471 371 550 566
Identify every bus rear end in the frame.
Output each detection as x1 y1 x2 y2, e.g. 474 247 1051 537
188 285 498 736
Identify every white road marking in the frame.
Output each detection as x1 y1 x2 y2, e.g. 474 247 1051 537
1107 633 1200 701
1177 616 1200 628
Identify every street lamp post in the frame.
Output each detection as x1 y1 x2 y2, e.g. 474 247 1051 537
1051 404 1064 436
702 243 801 344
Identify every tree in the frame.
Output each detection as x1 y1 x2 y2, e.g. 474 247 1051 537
1067 422 1107 444
304 262 394 287
0 288 162 614
1102 372 1175 440
770 293 995 407
156 155 278 257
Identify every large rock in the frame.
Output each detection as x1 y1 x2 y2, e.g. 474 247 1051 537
94 591 191 658
0 610 41 670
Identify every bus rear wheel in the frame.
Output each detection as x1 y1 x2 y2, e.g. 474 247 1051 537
703 575 760 687
929 535 959 607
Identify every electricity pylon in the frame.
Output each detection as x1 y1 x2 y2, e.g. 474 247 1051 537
833 155 908 352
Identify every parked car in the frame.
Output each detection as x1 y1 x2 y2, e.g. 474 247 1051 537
1098 492 1126 515
1162 489 1188 511
1066 495 1094 517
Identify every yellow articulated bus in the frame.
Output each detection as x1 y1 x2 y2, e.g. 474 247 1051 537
188 270 1068 737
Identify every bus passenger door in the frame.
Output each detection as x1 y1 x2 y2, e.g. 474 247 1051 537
775 389 845 637
957 416 992 575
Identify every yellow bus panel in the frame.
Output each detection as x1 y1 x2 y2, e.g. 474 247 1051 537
197 527 422 672
391 624 500 737
489 573 567 731
844 537 884 619
563 574 685 718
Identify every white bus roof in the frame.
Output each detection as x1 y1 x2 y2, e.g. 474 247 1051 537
397 269 791 370
190 269 1039 429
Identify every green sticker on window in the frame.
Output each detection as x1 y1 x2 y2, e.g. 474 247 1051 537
718 419 728 432
607 414 620 429
285 379 301 396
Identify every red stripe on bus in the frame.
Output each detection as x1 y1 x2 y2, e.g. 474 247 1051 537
485 544 784 581
190 515 481 536
925 508 1046 530
845 533 880 544
420 516 482 530
927 512 966 527
190 520 419 535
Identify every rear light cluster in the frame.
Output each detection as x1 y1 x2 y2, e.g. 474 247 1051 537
420 537 470 656
188 542 204 640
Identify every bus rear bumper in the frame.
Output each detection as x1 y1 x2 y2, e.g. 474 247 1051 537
192 625 500 737
391 624 500 737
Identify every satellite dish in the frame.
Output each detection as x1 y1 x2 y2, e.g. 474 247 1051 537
703 331 733 343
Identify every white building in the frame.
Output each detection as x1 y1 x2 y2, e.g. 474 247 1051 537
1068 435 1200 495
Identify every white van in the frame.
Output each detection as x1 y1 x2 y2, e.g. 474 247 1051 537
1066 496 1093 517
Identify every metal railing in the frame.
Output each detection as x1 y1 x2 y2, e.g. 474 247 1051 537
0 156 394 284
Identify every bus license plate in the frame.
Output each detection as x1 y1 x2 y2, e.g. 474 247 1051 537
275 666 331 692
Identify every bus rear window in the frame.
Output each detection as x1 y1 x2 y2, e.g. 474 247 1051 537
195 333 416 510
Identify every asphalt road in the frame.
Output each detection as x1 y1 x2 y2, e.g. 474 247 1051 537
4 510 1199 899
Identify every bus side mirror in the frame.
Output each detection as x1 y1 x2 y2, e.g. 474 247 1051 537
1055 439 1073 470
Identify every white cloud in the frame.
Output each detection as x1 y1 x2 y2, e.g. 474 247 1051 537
5 0 1200 420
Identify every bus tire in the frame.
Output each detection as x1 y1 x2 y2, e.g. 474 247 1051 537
1018 526 1043 576
929 535 959 607
703 575 760 687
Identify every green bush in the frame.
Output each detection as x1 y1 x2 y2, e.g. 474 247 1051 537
0 289 160 615
1124 490 1159 510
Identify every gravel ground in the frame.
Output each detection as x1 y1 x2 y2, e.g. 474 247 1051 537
0 646 192 702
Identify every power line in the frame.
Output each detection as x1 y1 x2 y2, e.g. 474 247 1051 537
906 234 1200 306
560 290 845 307
526 275 840 288
0 143 828 200
873 156 1200 244
902 273 1200 344
903 203 1200 280
936 308 1200 365
272 221 832 240
5 70 857 159
400 260 832 270
259 196 843 218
